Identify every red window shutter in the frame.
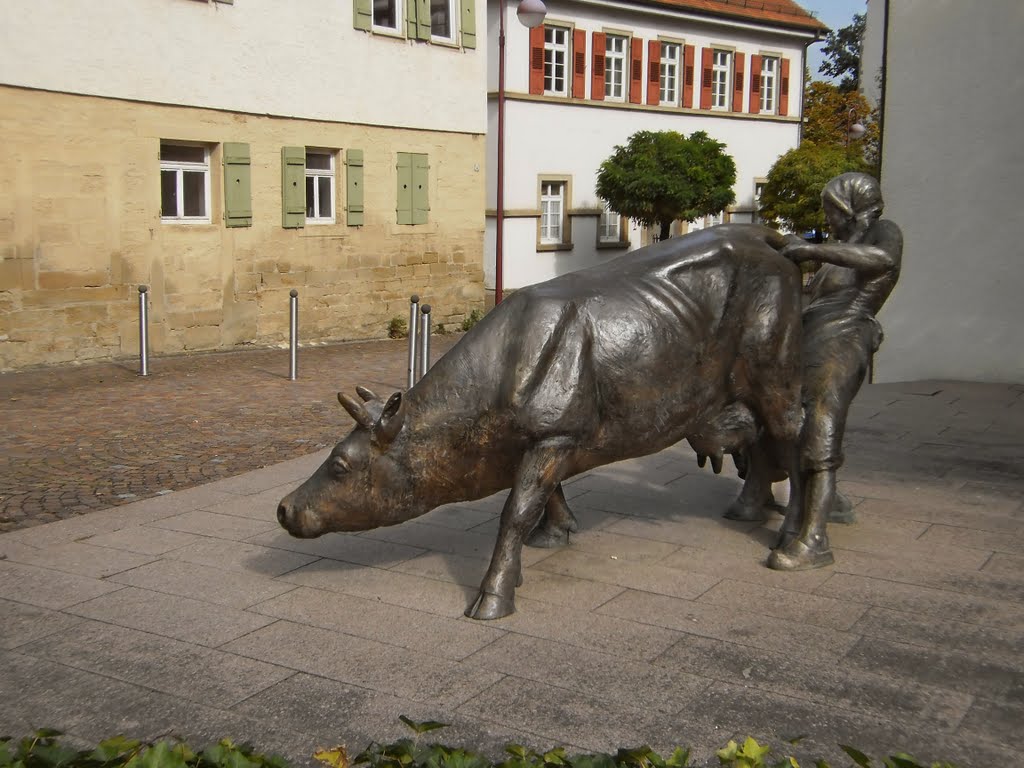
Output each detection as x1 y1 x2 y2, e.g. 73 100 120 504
629 37 643 104
749 54 762 113
683 44 694 108
529 25 545 95
591 31 606 101
779 56 790 116
700 47 713 109
647 39 660 105
732 52 745 112
572 28 586 99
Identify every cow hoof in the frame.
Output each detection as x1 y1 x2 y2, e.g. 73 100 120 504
724 500 768 522
526 524 570 548
773 527 798 550
465 591 515 620
767 539 834 571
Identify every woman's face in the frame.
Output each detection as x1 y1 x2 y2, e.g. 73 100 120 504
823 198 854 241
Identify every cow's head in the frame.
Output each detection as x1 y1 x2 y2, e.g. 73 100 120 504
277 385 420 538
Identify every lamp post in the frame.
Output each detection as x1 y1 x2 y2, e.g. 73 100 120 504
495 0 546 305
845 106 866 147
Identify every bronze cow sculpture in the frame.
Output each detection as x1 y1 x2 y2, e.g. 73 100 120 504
277 224 804 620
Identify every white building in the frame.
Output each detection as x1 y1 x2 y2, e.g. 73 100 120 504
0 0 488 370
862 0 1023 383
486 0 827 295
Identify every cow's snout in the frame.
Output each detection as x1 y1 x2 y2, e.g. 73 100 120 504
276 502 289 527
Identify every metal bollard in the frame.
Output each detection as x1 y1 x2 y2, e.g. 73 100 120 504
138 285 149 377
419 303 432 380
407 294 420 389
288 289 299 381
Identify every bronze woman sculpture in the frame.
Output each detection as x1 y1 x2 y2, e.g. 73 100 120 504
767 172 903 570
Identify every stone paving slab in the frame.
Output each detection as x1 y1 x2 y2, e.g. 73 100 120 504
1 350 1022 767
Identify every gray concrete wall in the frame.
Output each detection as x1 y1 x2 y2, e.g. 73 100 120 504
870 0 1024 384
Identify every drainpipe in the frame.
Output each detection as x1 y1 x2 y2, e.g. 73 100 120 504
495 0 507 305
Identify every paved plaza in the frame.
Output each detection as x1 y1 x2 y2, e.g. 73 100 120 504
1 339 1022 767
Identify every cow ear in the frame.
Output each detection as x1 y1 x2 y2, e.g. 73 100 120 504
372 392 405 448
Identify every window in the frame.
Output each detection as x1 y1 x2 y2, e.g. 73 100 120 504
659 42 680 106
305 150 336 224
160 142 210 223
431 0 454 41
605 35 627 101
599 203 627 245
544 26 569 96
540 181 565 244
754 181 766 223
373 0 400 31
712 49 731 109
760 56 778 113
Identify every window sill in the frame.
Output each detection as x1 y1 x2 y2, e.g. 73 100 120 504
161 218 214 227
597 240 630 250
537 242 573 252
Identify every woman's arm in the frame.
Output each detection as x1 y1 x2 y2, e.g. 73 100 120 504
781 223 901 277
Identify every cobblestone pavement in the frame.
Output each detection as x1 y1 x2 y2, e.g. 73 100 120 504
0 337 460 533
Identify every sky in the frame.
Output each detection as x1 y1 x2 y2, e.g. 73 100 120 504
796 0 867 81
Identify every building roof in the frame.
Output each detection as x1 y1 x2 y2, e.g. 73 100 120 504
632 0 830 34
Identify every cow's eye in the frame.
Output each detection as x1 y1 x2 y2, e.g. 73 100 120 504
330 455 350 477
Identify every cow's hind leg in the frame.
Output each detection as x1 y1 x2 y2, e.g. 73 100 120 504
467 444 568 620
526 483 579 548
725 439 786 521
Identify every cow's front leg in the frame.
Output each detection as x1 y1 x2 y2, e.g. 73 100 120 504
526 483 579 548
466 445 566 620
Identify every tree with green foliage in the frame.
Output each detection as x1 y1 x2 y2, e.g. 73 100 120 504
596 130 736 242
803 80 878 162
758 142 871 238
819 12 865 93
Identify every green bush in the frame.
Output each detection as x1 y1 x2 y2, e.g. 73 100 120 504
0 725 961 768
461 309 484 332
387 317 408 339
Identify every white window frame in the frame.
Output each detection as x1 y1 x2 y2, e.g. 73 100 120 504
430 0 456 42
305 149 337 225
372 0 401 33
540 181 566 244
760 56 779 114
599 204 622 244
605 34 628 101
544 26 569 97
659 42 681 106
160 142 211 224
712 49 732 110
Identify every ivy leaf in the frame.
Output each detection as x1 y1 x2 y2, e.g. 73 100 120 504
139 742 189 768
716 741 739 765
312 747 350 768
92 736 143 764
397 718 448 736
838 746 872 768
665 748 690 768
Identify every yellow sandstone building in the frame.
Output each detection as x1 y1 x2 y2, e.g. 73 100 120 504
0 0 487 370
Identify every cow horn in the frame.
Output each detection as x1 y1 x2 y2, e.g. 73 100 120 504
355 385 379 402
337 392 374 429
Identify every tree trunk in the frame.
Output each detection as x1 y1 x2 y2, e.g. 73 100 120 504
659 220 672 242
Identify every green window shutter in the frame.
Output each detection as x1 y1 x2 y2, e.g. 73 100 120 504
281 146 305 229
412 154 429 225
405 0 417 38
353 0 371 30
396 153 413 225
461 0 476 48
346 149 364 226
416 0 431 40
223 142 252 228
